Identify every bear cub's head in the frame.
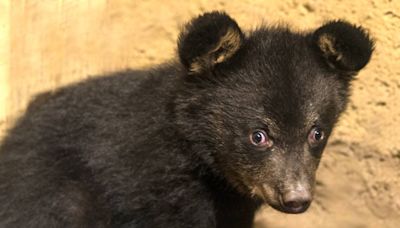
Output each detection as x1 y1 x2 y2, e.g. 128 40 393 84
174 11 374 214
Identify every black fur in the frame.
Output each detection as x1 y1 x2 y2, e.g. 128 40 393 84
0 11 374 228
178 11 244 74
312 20 374 73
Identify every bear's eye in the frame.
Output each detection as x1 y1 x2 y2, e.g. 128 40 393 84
308 127 325 145
249 130 273 148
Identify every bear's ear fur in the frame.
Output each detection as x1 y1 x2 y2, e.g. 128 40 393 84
178 11 244 75
312 20 374 74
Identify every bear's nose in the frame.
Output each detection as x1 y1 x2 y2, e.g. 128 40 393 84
281 189 312 213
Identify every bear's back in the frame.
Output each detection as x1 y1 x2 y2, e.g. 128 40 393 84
0 67 189 223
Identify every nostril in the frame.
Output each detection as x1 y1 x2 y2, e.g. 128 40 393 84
281 191 312 213
283 199 310 210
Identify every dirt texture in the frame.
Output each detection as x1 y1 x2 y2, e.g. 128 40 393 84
1 1 399 227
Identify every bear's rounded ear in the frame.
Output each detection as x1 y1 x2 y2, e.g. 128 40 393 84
312 20 374 73
178 11 244 75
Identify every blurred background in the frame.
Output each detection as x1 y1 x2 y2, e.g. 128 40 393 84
0 0 399 227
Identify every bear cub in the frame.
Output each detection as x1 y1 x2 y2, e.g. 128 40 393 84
0 11 373 228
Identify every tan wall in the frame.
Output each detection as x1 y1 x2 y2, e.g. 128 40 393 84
1 1 399 227
0 0 10 135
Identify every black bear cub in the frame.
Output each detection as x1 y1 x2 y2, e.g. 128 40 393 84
0 11 373 228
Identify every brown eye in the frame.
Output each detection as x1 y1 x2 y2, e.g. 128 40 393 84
250 130 273 148
308 127 325 145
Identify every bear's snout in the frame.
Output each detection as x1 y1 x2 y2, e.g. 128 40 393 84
280 187 312 214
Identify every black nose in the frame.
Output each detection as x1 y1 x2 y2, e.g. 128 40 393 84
281 190 312 213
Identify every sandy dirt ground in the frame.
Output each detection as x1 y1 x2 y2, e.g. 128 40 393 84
1 1 399 227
